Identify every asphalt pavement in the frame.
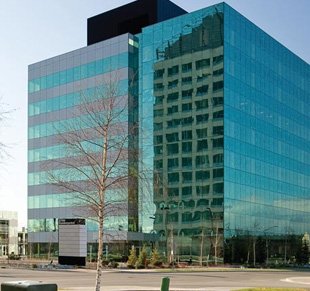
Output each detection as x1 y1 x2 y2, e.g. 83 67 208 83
0 266 310 291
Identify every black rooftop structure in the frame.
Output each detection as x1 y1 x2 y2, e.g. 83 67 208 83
87 0 187 45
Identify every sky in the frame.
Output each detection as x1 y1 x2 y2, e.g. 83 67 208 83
0 0 309 229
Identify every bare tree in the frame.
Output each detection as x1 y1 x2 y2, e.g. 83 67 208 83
49 75 139 291
0 99 12 164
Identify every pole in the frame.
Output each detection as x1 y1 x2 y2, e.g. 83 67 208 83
200 228 204 266
161 277 170 291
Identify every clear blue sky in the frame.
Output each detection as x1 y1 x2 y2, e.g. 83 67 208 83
0 0 309 228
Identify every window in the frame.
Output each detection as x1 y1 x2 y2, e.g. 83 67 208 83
168 187 179 197
182 76 192 84
213 81 223 92
182 117 193 125
196 114 209 124
182 157 192 168
168 158 179 169
154 69 164 79
213 68 223 76
182 130 192 140
213 55 223 65
213 110 224 119
182 172 192 182
168 173 179 183
196 85 208 96
183 200 195 208
154 83 164 91
196 155 209 167
154 109 163 117
154 160 163 169
197 139 208 151
213 182 224 194
154 146 162 155
197 199 209 207
167 92 179 102
213 153 223 164
182 62 192 72
168 79 178 89
166 132 179 142
168 105 178 114
182 89 193 99
211 198 223 206
155 95 164 105
213 126 223 136
182 103 192 112
196 185 210 195
182 142 192 153
182 186 192 196
167 212 178 223
196 128 208 139
167 119 181 128
195 99 208 110
196 58 210 69
212 97 223 106
196 170 210 181
168 65 179 76
182 212 192 223
154 122 163 131
167 143 179 154
213 168 224 178
197 73 209 82
154 135 163 144
213 138 223 148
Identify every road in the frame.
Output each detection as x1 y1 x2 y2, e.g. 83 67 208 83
0 267 310 290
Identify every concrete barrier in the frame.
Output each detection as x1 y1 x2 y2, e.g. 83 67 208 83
1 281 57 291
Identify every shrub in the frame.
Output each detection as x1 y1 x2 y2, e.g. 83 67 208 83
150 248 163 267
127 246 137 268
136 245 148 269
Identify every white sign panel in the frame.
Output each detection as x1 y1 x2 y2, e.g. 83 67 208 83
58 218 87 258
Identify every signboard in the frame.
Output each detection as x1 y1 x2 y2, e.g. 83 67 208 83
58 218 87 266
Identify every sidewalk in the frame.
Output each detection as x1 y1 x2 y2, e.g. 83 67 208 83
59 287 244 291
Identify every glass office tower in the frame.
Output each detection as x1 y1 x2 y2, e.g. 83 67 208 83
28 0 309 263
138 3 309 264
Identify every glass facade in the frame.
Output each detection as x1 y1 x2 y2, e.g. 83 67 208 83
137 3 309 264
28 1 309 263
223 4 310 264
28 34 139 255
138 4 225 263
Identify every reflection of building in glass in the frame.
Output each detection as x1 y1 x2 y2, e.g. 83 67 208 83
152 13 224 261
139 2 309 264
28 0 309 264
0 211 18 256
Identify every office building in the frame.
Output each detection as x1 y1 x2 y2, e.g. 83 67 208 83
28 0 309 263
0 211 18 256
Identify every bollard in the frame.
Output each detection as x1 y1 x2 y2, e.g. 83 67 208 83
160 277 170 291
1 281 57 291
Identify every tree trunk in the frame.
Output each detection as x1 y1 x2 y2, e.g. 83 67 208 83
95 129 108 291
253 240 256 267
95 211 104 291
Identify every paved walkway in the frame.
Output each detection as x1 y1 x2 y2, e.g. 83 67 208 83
59 287 244 291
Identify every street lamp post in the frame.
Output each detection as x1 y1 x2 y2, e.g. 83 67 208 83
160 205 171 264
